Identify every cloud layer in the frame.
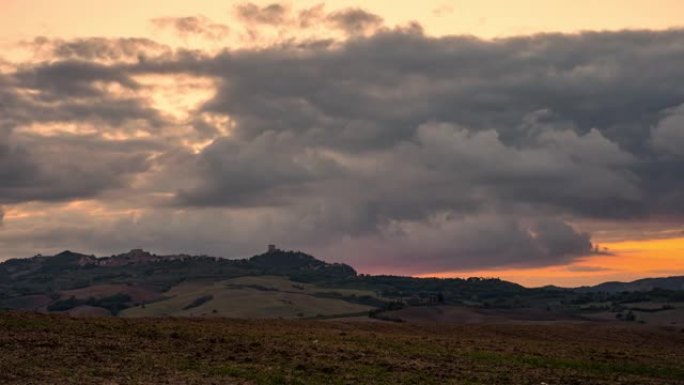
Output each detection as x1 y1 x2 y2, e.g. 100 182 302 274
1 6 683 273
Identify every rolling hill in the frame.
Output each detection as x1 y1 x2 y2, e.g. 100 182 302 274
1 247 683 325
121 276 376 318
579 276 684 293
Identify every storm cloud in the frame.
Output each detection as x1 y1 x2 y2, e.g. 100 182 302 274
1 14 683 272
151 16 231 41
30 36 172 63
0 133 153 204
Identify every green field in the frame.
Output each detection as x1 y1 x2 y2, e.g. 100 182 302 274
121 276 378 318
1 312 683 384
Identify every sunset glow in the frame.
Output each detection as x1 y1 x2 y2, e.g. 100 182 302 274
0 0 682 287
419 237 684 287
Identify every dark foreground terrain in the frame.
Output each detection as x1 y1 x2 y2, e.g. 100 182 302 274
1 312 683 385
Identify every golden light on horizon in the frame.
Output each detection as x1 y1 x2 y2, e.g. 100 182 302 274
419 236 684 287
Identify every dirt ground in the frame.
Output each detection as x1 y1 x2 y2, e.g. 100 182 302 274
1 311 682 384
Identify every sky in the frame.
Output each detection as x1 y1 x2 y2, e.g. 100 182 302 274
1 1 683 287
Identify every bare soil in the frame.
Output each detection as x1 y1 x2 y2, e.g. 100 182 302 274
0 311 682 384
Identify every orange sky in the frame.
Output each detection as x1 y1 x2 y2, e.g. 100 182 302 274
2 0 684 41
419 236 684 287
1 1 682 287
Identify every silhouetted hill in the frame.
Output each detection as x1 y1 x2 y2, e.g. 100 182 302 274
249 249 357 279
578 276 684 293
250 249 327 270
1 248 683 322
0 248 528 315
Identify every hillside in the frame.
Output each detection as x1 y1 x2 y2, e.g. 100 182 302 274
121 276 376 318
1 247 683 325
579 276 684 293
0 247 368 317
0 247 520 318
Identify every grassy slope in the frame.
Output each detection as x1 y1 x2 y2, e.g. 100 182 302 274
59 284 164 303
1 312 683 385
121 276 376 318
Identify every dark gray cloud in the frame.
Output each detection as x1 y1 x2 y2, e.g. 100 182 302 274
31 36 172 62
0 137 39 195
652 105 684 157
14 60 139 99
2 55 168 131
151 16 230 41
199 29 684 154
232 2 384 37
532 218 592 259
234 3 289 25
0 59 161 204
176 132 340 207
327 8 384 36
310 214 594 273
2 23 684 271
0 133 154 204
566 265 613 273
187 29 684 218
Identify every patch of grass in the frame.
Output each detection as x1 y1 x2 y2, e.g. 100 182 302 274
0 314 52 330
466 350 684 379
